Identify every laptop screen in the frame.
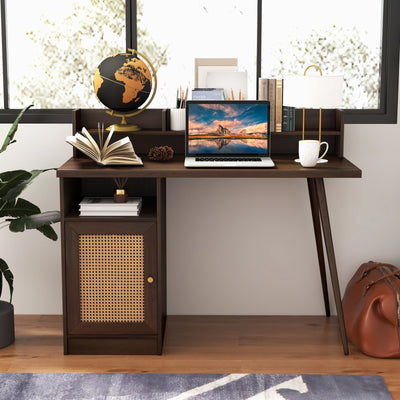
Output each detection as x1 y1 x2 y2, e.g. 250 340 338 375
186 100 270 156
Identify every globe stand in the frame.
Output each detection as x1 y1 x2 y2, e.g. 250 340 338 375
106 111 141 132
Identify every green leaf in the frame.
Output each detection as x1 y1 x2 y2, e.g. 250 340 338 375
37 224 58 241
0 105 33 154
0 168 55 205
0 170 32 202
0 258 13 303
8 211 60 238
22 168 55 186
0 198 40 218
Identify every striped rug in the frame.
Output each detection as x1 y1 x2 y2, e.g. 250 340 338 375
0 373 392 399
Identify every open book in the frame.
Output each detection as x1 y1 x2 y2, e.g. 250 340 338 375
66 127 143 166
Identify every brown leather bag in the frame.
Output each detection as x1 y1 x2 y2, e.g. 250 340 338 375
342 261 400 358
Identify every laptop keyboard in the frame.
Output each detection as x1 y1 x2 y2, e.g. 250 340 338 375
195 157 262 162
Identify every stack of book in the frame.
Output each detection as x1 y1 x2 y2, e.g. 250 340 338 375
79 197 142 217
258 78 295 132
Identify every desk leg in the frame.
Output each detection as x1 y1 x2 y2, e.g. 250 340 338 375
307 178 331 317
314 178 349 355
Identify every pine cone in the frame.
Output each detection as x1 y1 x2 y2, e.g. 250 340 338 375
148 146 174 161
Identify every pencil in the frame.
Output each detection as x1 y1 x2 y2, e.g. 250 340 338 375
183 86 188 108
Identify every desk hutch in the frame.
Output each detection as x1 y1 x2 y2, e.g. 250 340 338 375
57 108 361 355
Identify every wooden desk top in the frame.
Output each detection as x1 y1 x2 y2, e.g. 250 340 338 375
57 156 362 179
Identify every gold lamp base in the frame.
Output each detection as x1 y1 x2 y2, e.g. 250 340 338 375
302 65 323 142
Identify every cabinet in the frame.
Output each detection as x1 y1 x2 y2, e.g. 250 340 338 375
64 220 158 352
59 175 166 355
58 110 167 355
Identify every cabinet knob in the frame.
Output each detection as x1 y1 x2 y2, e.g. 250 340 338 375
147 276 154 284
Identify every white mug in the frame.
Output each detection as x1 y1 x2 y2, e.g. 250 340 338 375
298 140 329 168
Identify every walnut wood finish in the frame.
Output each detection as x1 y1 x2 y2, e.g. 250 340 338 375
72 108 344 157
57 155 361 179
314 178 349 355
63 221 160 355
59 173 167 354
58 108 361 355
307 178 330 318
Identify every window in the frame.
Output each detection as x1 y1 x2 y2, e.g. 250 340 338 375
261 0 383 110
5 0 125 109
0 0 398 124
138 0 257 107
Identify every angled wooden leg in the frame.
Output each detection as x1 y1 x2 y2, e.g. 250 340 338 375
307 178 331 317
314 178 349 355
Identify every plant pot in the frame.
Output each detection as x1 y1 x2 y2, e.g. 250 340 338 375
0 300 14 349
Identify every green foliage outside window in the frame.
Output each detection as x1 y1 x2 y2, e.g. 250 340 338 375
268 26 380 109
13 0 168 109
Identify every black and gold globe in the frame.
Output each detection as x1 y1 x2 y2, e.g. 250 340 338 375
93 49 157 131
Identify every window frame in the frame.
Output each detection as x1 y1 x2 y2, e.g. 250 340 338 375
0 0 397 124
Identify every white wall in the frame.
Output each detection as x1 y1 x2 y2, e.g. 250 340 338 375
1 86 399 315
0 124 70 313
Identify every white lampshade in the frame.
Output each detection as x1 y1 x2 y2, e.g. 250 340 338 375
284 75 343 108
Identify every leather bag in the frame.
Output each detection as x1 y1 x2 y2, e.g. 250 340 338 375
342 261 400 358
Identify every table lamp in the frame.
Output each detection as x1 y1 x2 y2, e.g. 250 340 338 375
283 65 343 142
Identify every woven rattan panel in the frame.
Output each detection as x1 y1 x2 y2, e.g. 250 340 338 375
78 234 145 323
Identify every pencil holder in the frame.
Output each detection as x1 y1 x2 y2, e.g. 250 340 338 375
170 108 186 131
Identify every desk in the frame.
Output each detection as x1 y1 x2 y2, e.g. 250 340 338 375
57 155 361 355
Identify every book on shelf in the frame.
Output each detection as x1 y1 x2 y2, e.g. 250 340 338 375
258 78 269 100
79 197 142 216
268 78 276 132
80 210 141 216
275 78 283 132
282 106 296 132
192 88 225 100
66 126 143 166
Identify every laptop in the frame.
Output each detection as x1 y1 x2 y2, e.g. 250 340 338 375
184 100 275 168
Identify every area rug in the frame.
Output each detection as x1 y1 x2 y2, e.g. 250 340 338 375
0 373 393 400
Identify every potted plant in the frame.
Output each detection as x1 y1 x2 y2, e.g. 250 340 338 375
0 105 60 348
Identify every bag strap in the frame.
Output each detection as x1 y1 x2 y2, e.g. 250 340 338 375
364 270 400 295
359 262 399 281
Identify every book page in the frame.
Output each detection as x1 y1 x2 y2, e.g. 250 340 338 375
101 155 142 165
101 126 115 158
81 127 101 154
102 137 133 158
66 134 101 162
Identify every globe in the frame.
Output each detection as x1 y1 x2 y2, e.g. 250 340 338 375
93 51 153 112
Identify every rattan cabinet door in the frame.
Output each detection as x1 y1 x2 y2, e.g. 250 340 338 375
64 221 157 336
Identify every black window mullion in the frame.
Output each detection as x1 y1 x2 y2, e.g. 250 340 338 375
1 0 8 109
256 0 262 100
343 0 399 124
126 0 137 51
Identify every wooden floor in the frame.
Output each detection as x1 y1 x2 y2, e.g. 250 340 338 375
1 315 400 398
